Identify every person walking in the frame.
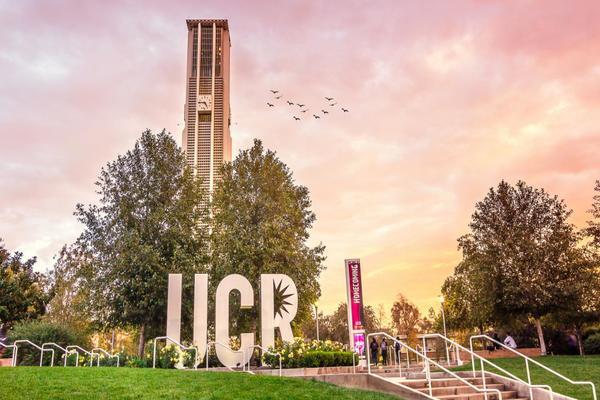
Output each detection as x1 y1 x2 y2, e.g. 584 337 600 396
493 332 502 350
381 338 388 365
395 337 401 365
486 331 497 352
370 337 379 366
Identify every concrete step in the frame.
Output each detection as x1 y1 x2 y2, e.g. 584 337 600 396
416 383 505 396
399 377 496 389
435 391 521 400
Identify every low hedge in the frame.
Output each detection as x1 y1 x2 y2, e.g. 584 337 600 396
263 350 354 369
7 320 89 366
584 333 600 355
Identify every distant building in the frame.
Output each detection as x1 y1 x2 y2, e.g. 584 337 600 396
183 19 232 193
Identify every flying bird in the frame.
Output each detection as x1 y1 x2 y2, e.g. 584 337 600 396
329 102 337 106
267 103 274 107
321 109 329 114
325 97 334 101
275 95 282 99
301 109 308 113
293 116 300 120
270 90 279 94
297 103 305 108
287 100 294 105
342 108 349 112
313 114 320 119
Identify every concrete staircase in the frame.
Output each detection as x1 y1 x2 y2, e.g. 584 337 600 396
392 374 528 399
370 369 538 400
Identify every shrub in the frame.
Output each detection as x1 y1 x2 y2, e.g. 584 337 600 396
7 320 89 366
125 355 148 368
158 344 194 369
584 333 600 355
96 351 124 367
263 338 354 369
583 326 600 340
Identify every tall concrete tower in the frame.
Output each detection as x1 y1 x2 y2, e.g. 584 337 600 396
183 19 232 193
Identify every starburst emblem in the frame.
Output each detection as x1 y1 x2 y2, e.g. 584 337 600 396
273 279 294 319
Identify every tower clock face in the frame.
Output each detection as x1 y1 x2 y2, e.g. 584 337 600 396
197 95 212 111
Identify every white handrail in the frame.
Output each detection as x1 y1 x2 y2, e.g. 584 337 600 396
41 343 68 367
66 345 98 367
13 340 45 367
446 341 464 366
0 342 16 367
152 336 198 369
471 334 597 400
92 347 120 367
243 344 282 376
367 332 503 400
423 333 553 399
205 341 243 371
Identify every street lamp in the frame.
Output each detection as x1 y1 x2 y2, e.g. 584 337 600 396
439 295 450 363
314 302 320 342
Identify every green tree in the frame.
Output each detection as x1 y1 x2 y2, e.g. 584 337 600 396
441 256 496 333
44 244 92 334
0 239 50 333
390 293 421 344
210 139 325 337
305 303 379 344
454 180 586 355
546 254 600 355
586 180 600 247
75 130 209 356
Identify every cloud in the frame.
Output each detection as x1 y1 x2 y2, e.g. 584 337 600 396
1 0 599 315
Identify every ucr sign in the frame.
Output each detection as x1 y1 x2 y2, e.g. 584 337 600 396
166 273 298 367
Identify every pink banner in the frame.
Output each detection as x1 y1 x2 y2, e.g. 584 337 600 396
346 259 364 330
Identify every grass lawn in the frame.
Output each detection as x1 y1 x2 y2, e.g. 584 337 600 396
0 367 398 400
453 355 600 400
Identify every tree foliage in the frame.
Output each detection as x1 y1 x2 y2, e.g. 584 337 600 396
586 180 600 248
74 130 209 354
441 256 496 332
44 244 92 334
210 139 325 334
0 239 50 331
300 303 379 344
390 293 421 342
443 180 594 354
8 320 89 365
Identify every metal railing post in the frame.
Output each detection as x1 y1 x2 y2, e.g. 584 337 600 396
366 340 371 375
0 343 16 367
39 348 54 367
469 336 477 378
244 344 282 376
471 334 595 400
526 358 534 400
205 341 243 371
367 332 504 400
480 357 488 400
421 336 432 397
13 340 44 367
153 340 158 369
92 348 119 367
152 336 198 370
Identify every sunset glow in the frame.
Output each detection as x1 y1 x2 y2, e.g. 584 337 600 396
1 0 600 315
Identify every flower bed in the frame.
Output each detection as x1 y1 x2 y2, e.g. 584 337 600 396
263 338 354 368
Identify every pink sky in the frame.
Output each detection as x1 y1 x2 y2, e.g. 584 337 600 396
1 0 600 316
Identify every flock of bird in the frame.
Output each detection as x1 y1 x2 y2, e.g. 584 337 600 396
266 90 349 121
